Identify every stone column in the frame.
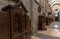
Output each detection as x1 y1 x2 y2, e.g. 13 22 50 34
31 0 38 35
21 0 39 34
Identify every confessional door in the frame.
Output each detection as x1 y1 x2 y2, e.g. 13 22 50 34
10 10 30 39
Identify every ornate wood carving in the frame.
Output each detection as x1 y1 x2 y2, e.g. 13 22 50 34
0 2 31 39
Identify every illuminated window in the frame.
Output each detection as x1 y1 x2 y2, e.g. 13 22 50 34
55 12 59 17
55 13 58 17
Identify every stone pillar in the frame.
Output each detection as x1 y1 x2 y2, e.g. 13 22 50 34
21 0 39 34
21 0 31 18
31 0 38 34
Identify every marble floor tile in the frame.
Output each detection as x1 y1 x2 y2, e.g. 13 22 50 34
31 35 41 39
31 21 60 39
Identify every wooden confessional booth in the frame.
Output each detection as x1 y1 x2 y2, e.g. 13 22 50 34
0 2 31 39
38 14 46 30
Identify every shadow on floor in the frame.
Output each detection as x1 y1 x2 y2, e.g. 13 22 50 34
35 33 60 39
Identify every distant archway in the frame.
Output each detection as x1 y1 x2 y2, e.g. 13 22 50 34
51 2 60 7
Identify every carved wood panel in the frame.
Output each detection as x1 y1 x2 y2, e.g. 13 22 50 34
0 3 31 39
11 9 27 39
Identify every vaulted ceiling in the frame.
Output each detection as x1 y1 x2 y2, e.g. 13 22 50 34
48 0 60 7
48 0 60 13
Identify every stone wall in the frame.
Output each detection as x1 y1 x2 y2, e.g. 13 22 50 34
21 0 39 33
0 0 8 11
21 0 31 14
39 0 51 16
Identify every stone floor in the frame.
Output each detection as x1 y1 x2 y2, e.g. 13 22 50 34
31 21 60 39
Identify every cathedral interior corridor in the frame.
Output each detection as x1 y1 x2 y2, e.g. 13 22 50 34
31 21 60 39
0 0 60 39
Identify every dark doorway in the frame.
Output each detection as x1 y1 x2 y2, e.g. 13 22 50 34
55 12 59 21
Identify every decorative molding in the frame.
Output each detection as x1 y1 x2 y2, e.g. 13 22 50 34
51 2 60 7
